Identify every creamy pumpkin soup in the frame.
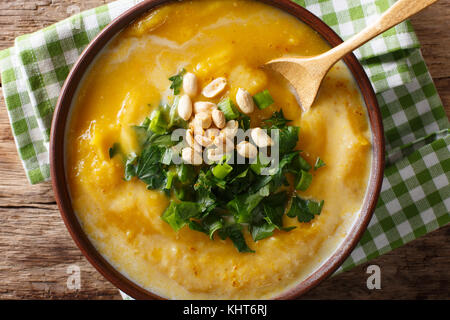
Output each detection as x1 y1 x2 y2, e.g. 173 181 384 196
66 0 372 299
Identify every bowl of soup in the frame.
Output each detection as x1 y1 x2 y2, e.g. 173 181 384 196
50 0 384 299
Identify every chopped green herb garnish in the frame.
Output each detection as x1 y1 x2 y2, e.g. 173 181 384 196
136 144 167 189
227 191 265 224
124 153 137 181
122 80 324 253
142 116 151 128
262 109 291 128
253 89 274 109
189 213 224 240
177 163 195 184
295 170 313 191
314 157 326 170
287 196 324 223
149 110 168 134
218 224 254 253
250 154 271 175
218 97 240 120
168 68 186 95
290 154 312 172
251 223 275 242
236 113 251 130
161 201 201 231
277 126 299 154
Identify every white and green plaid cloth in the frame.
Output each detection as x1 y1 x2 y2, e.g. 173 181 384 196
1 0 449 285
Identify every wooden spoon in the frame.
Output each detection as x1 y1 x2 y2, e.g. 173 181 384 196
265 0 438 112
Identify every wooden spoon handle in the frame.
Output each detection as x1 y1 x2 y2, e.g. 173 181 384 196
323 0 438 65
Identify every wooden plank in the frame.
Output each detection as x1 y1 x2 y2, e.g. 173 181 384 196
0 0 448 299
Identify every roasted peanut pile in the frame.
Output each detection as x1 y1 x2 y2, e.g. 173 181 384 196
178 72 273 165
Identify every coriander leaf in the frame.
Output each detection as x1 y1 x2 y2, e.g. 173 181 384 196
161 201 202 231
250 192 294 241
137 144 163 173
156 100 188 131
287 196 324 223
109 143 121 159
132 125 151 148
262 191 288 229
225 166 255 196
314 157 326 170
124 153 137 181
173 184 194 201
194 170 224 213
250 154 271 175
236 114 251 130
149 110 168 134
295 170 313 191
248 152 297 193
289 153 312 172
229 166 250 182
188 220 205 233
248 174 273 194
219 224 254 253
227 191 265 223
189 213 224 240
203 215 224 240
262 110 291 128
197 187 217 214
147 133 179 147
168 68 186 95
177 163 195 184
142 116 151 128
277 126 299 154
195 170 226 191
136 144 166 189
167 96 188 129
251 223 275 241
278 151 298 168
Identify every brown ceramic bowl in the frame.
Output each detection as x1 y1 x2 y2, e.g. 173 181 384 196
50 0 385 300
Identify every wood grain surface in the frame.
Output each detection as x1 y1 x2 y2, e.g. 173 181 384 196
0 0 448 300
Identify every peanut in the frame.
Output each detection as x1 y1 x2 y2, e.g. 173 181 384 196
212 109 226 129
235 88 255 114
183 72 198 97
236 141 257 159
202 77 227 98
178 94 192 121
193 101 216 114
181 147 202 165
221 120 238 139
251 127 273 148
195 112 212 129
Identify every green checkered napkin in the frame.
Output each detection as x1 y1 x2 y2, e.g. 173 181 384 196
0 0 449 289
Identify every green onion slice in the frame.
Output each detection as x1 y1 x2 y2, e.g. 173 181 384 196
253 89 274 109
149 110 168 134
314 157 326 170
218 98 240 120
212 163 233 179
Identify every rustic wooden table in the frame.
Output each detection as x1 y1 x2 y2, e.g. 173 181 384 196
0 0 448 300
